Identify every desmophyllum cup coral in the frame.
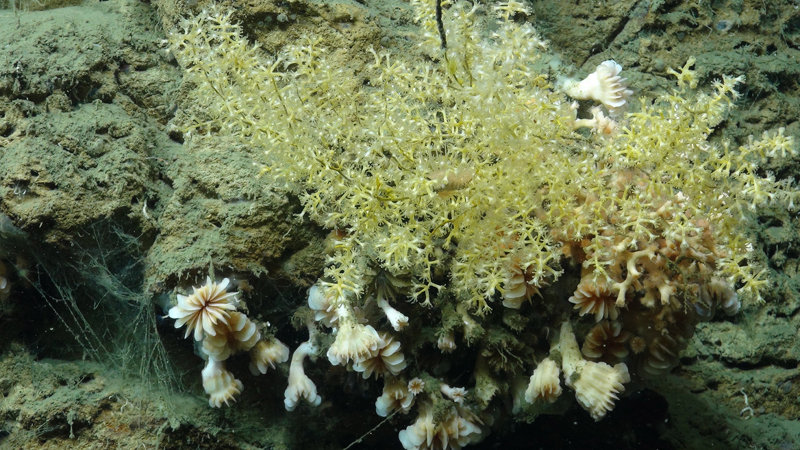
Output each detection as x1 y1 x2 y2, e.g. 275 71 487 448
168 277 238 341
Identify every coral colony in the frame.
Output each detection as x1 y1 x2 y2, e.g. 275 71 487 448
165 1 797 448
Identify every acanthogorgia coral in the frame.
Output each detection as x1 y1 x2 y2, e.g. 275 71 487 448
167 0 797 446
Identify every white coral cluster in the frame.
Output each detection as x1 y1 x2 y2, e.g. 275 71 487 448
501 262 541 309
168 276 238 341
202 359 243 408
377 295 409 331
376 377 416 417
307 283 340 327
523 322 629 421
168 276 289 408
249 337 290 375
283 284 412 412
202 311 260 361
398 403 483 450
327 319 384 366
353 332 407 379
557 321 629 420
440 384 467 404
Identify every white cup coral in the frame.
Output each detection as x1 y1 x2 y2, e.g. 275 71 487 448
168 277 238 341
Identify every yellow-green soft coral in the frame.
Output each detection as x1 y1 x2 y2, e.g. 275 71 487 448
169 1 794 314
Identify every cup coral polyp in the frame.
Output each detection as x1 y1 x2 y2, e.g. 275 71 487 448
168 276 238 341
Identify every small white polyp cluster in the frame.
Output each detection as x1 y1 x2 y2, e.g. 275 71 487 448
398 403 483 450
557 321 630 421
168 276 290 407
523 322 630 421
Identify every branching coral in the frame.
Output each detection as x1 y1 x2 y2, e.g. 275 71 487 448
167 0 797 446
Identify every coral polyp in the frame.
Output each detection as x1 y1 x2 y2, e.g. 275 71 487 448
168 276 238 341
